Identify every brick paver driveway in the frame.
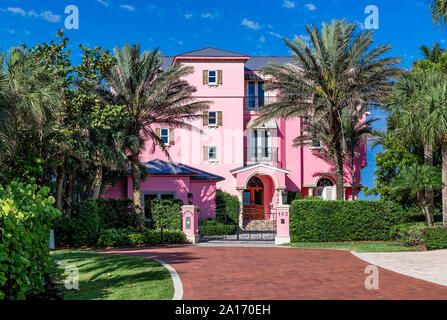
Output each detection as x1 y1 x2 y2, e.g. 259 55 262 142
102 246 447 299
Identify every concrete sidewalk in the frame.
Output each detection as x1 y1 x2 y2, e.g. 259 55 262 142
352 250 447 287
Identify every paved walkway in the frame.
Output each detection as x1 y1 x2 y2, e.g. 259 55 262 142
353 250 447 287
101 246 447 300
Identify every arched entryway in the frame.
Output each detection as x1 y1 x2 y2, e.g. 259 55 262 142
242 176 265 222
315 176 336 200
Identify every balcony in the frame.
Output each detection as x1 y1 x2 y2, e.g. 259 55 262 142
244 147 280 165
244 96 278 110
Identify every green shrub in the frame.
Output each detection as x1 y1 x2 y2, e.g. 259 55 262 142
70 200 101 247
0 181 61 300
422 226 447 250
199 219 237 236
97 227 186 247
290 200 405 242
390 222 428 246
215 189 239 224
96 199 136 230
302 196 323 201
151 199 183 231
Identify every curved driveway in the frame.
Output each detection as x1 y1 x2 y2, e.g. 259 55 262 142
102 246 447 300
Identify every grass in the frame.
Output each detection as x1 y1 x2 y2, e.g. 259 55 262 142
286 241 422 252
50 250 174 300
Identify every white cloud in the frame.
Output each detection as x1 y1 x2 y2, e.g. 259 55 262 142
120 4 135 12
185 13 193 19
28 10 61 23
201 12 214 19
241 18 260 30
96 0 110 7
267 31 283 38
7 7 26 16
283 0 295 8
260 35 266 43
304 3 317 11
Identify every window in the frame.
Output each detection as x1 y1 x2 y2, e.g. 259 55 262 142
315 177 335 199
208 70 217 84
208 146 217 160
160 128 169 145
208 111 217 125
310 139 322 149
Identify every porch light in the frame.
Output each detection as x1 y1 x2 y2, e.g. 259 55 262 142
282 190 288 204
188 193 193 205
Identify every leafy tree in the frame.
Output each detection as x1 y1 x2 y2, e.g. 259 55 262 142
100 44 210 228
256 19 402 199
391 163 442 226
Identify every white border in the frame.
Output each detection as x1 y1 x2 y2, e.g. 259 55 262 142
152 258 184 300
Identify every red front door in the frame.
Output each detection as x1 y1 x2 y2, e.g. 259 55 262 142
243 186 265 222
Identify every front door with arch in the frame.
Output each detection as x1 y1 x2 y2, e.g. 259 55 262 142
243 176 265 222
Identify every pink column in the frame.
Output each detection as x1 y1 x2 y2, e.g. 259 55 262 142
182 205 200 244
275 205 290 245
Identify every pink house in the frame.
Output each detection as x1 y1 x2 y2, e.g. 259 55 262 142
104 47 367 231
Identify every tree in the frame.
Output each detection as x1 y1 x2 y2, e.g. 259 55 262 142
430 0 447 26
391 163 442 226
100 44 209 228
256 19 402 199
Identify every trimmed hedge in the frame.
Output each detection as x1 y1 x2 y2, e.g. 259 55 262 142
97 227 186 247
0 182 61 300
290 200 406 242
199 219 237 236
215 189 239 224
422 226 447 250
151 199 183 231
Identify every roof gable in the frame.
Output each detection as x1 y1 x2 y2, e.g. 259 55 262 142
176 47 248 57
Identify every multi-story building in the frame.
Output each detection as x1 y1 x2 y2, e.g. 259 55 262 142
103 47 367 219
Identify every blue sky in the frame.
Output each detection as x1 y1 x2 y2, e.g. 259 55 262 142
1 0 446 199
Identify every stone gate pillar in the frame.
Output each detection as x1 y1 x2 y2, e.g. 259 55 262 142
182 205 200 244
275 205 290 245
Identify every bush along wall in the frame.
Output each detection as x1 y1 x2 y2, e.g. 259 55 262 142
0 181 61 300
215 189 239 224
422 226 447 250
289 200 406 242
97 227 186 247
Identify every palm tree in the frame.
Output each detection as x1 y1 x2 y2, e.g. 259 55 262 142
294 105 377 200
430 0 447 26
386 71 438 225
391 163 442 226
419 43 445 63
257 19 402 200
100 44 209 228
342 106 378 200
418 70 447 226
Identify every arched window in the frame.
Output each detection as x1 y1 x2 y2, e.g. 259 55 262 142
316 176 335 199
247 176 264 188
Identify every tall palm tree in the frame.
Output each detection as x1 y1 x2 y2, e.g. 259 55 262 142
294 105 377 200
430 0 447 26
342 106 378 200
418 70 447 226
256 19 402 199
100 44 209 228
419 43 445 63
386 71 438 225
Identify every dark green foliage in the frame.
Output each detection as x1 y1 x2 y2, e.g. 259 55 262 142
97 228 186 247
286 191 301 204
289 200 405 242
302 196 323 201
199 219 237 236
215 189 239 224
151 199 183 231
0 181 61 300
53 199 137 247
422 226 447 250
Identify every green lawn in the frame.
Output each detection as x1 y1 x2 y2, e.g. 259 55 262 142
286 241 422 252
50 250 174 300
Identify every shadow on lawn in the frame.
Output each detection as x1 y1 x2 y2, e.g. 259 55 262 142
53 251 180 300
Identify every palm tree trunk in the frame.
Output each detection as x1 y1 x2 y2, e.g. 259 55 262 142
66 173 74 217
417 190 433 226
329 111 344 200
424 143 435 224
351 150 356 200
56 165 65 212
442 140 447 226
130 153 144 229
91 166 103 200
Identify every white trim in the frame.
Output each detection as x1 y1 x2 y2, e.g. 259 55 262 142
160 128 170 146
152 258 184 300
230 163 290 174
242 170 280 189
